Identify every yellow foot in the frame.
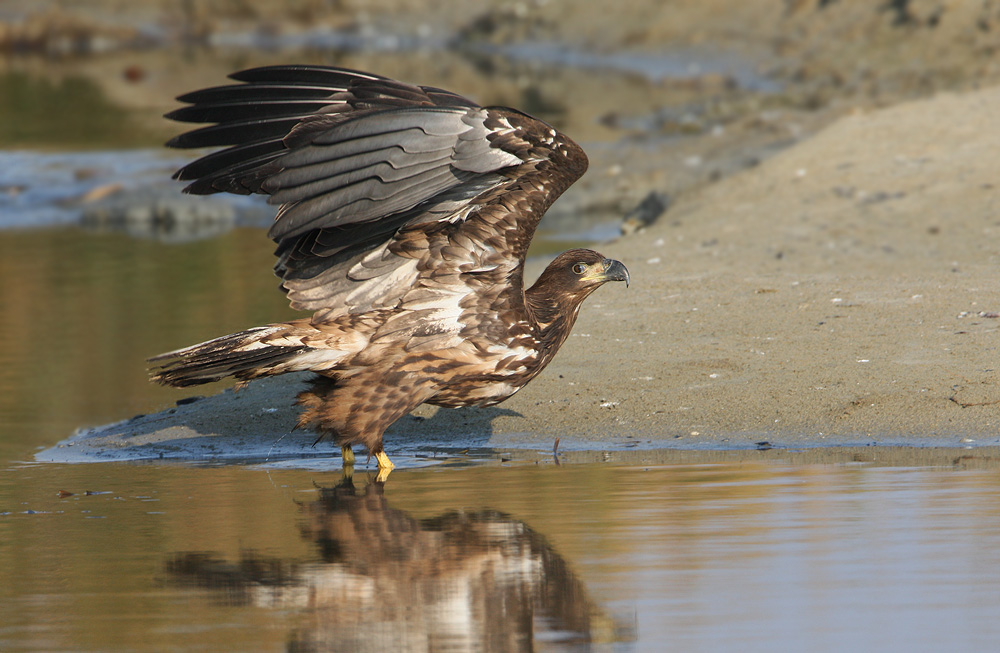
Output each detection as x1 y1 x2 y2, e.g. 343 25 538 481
374 451 395 482
374 451 395 470
341 444 356 466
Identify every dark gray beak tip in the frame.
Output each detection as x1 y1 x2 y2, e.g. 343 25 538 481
603 258 630 288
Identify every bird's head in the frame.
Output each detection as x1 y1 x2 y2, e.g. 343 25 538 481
525 248 629 337
547 248 629 290
528 248 629 306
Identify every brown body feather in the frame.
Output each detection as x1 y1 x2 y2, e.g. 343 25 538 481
150 66 628 462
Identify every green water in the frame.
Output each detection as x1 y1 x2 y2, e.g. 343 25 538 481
0 228 297 462
0 72 157 150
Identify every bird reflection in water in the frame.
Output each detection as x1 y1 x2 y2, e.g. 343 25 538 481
166 475 635 651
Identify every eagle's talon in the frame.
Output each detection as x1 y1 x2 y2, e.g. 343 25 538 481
374 451 395 471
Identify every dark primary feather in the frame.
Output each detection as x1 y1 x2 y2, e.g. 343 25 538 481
167 65 480 195
153 65 620 466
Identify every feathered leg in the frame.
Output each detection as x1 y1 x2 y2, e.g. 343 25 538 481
297 371 437 473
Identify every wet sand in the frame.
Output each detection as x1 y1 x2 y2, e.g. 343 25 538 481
42 84 1000 464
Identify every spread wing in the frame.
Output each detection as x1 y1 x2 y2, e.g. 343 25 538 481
167 65 588 349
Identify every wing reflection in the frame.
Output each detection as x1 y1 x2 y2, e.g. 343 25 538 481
166 475 635 651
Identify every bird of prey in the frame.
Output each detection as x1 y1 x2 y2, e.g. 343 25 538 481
150 65 629 474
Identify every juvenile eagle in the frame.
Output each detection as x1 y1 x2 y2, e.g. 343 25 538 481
150 66 629 472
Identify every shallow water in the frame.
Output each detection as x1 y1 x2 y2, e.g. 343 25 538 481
0 227 297 462
3 459 1000 651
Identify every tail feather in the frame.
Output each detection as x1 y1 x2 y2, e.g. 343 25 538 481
149 326 308 387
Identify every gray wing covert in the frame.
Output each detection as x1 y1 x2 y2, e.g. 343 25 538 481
265 107 522 242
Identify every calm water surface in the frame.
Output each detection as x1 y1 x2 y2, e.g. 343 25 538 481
2 460 1000 651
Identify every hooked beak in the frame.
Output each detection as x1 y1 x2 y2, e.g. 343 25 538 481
600 258 630 288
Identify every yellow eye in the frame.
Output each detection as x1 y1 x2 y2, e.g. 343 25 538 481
572 263 587 274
